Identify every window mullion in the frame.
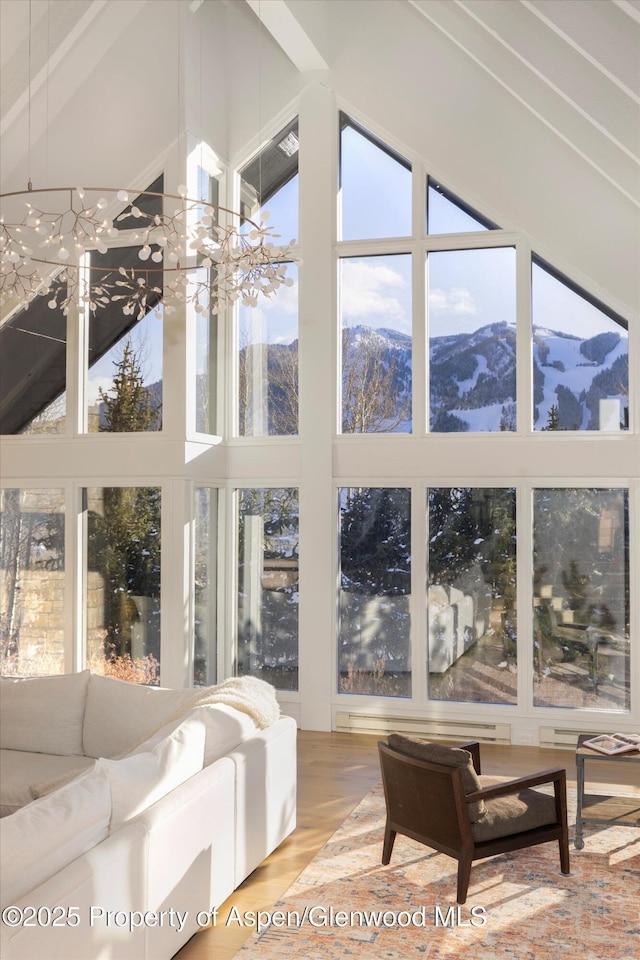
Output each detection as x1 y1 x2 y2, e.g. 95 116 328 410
516 236 533 435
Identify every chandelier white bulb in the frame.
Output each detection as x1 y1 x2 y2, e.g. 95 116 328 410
0 185 298 320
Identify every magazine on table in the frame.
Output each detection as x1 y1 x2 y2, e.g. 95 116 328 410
583 733 640 755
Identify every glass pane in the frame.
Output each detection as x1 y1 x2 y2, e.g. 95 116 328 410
427 179 495 234
532 262 629 431
85 486 161 684
194 487 217 686
338 487 411 697
237 488 298 690
0 488 65 676
340 118 411 241
533 488 629 710
429 247 516 432
86 246 163 433
196 295 218 435
427 488 517 704
238 264 298 436
240 118 299 243
341 254 412 433
0 292 67 435
195 172 220 435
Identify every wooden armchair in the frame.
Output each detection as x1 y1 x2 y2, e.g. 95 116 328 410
379 735 570 904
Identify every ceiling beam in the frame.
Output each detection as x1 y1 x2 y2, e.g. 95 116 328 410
245 0 328 72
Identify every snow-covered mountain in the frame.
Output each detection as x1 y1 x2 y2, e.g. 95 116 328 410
235 322 627 434
345 321 628 432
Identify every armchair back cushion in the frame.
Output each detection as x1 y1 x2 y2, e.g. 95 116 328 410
0 671 90 756
388 734 486 821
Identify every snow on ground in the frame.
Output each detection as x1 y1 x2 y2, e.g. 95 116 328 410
456 354 488 393
447 402 508 432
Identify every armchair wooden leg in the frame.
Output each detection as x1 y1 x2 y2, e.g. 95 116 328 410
456 856 473 904
382 823 396 865
559 832 570 875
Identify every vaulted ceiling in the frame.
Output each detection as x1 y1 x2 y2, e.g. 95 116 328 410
1 0 638 314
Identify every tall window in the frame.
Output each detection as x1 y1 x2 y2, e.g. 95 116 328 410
340 255 412 433
338 487 411 697
240 118 299 244
238 264 298 436
86 247 163 433
339 114 411 240
427 488 517 703
236 488 299 690
85 486 161 684
428 247 516 432
533 488 629 710
194 487 218 686
195 167 222 435
0 489 65 676
532 259 629 432
237 120 300 437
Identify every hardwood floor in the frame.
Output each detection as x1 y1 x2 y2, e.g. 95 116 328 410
176 730 640 960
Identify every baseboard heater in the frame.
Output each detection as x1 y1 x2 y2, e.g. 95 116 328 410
335 711 511 744
539 726 596 749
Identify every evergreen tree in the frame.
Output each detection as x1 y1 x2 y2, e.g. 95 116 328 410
98 339 161 432
543 404 560 431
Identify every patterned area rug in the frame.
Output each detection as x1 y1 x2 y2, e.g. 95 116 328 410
233 783 640 960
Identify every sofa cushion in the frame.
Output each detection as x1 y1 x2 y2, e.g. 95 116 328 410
388 734 486 821
83 673 199 759
99 714 206 830
0 749 94 817
0 761 111 907
0 671 90 757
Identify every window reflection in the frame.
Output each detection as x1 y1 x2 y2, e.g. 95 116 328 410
533 488 629 710
427 488 517 704
237 488 299 690
339 487 411 697
85 486 161 685
0 489 65 676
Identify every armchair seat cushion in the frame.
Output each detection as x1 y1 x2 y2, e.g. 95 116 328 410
388 734 485 821
472 776 557 843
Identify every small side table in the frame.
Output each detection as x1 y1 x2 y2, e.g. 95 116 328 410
575 734 640 849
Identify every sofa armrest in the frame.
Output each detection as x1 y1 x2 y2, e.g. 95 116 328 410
132 757 236 958
227 716 297 885
0 821 148 960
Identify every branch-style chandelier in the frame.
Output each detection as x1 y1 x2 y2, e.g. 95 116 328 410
0 183 298 319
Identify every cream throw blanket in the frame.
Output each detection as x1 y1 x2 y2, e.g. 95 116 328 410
111 675 281 760
180 675 280 730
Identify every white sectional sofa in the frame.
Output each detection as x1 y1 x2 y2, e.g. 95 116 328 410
0 670 297 960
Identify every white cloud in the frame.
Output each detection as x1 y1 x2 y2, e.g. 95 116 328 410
428 286 477 315
341 259 410 329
